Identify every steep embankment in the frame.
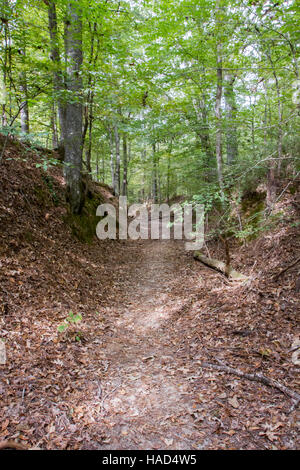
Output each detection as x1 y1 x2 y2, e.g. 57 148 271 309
0 136 299 450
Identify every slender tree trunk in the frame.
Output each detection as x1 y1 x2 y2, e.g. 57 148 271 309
167 139 172 203
51 101 58 148
264 94 268 148
114 125 120 196
109 126 116 193
157 142 161 203
96 154 99 181
19 81 29 134
275 78 283 176
1 0 9 127
265 48 283 208
224 74 238 164
101 156 105 183
128 139 131 164
158 170 161 203
192 95 214 163
47 0 66 156
82 22 98 149
263 85 276 211
215 46 223 190
19 47 29 135
85 104 93 173
215 0 224 192
122 134 128 196
141 148 146 202
152 142 158 203
64 0 84 214
167 155 171 203
251 96 256 153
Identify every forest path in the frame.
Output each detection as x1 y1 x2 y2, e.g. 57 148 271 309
96 236 213 450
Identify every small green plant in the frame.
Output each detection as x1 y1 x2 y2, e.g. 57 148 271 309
41 174 59 205
290 220 300 228
57 311 82 340
36 156 60 172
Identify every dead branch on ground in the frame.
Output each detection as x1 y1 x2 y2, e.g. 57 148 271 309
200 361 300 413
272 256 300 281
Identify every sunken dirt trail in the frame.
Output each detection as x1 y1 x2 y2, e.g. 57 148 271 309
96 237 207 450
1 140 299 450
89 234 299 451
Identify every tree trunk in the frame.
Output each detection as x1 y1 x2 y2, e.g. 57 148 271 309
19 47 29 135
266 164 277 211
152 142 158 203
114 125 120 196
101 156 105 183
265 48 282 209
1 0 9 127
51 101 58 148
109 126 116 194
19 76 29 135
215 0 224 192
85 104 93 173
192 96 214 163
96 152 99 181
64 0 84 214
167 139 172 203
47 0 66 156
122 134 128 196
141 148 146 202
224 74 238 164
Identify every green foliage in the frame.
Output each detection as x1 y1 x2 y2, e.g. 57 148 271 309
1 0 298 220
191 185 228 215
57 311 82 341
35 157 60 172
41 174 60 206
235 210 284 242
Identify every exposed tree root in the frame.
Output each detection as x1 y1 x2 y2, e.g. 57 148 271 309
200 361 300 413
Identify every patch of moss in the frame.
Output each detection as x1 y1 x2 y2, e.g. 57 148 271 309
241 190 265 212
41 174 60 206
34 185 50 207
64 193 105 244
240 191 266 241
23 230 33 242
289 185 298 195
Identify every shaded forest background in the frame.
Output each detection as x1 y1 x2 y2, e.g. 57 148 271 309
0 0 299 228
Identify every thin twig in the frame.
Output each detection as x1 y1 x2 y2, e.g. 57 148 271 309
273 256 300 281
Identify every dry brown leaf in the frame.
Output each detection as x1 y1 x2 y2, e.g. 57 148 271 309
228 396 239 408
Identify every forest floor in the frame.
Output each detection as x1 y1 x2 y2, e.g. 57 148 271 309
0 136 299 450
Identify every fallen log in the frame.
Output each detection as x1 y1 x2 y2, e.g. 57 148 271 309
194 251 249 281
